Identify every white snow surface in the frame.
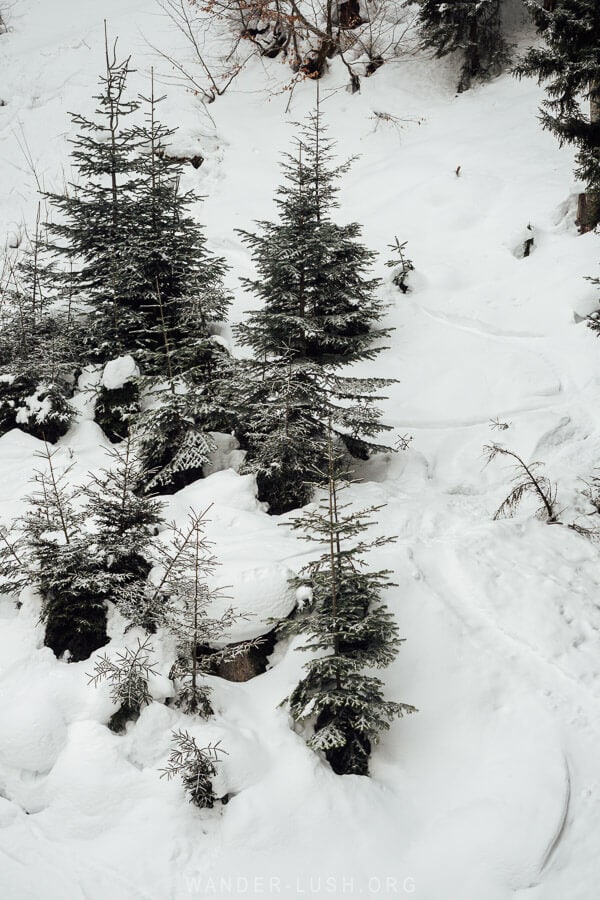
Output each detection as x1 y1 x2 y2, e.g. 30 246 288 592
0 2 600 899
101 355 140 390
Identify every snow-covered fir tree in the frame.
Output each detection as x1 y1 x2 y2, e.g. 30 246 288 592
45 48 231 376
0 227 77 442
124 73 231 378
118 507 241 711
234 106 394 511
45 34 142 359
84 436 163 596
161 509 240 716
281 437 416 775
88 637 158 732
415 0 509 93
0 445 110 661
515 0 600 229
236 106 390 367
161 731 225 809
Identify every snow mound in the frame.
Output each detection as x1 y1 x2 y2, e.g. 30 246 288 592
101 355 140 391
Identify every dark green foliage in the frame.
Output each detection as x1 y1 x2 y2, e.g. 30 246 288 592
0 374 73 442
234 108 395 511
135 385 217 494
236 109 389 367
43 570 109 662
94 380 141 443
121 80 231 376
45 49 230 373
281 445 416 775
415 0 509 92
237 358 328 514
515 0 600 228
44 42 142 352
160 731 225 808
0 445 110 661
84 437 163 599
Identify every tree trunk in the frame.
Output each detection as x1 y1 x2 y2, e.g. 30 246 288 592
579 81 600 232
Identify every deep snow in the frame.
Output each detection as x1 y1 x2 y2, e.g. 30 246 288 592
1 2 600 899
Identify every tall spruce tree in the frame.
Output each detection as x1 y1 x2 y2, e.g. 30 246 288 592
234 106 394 512
415 0 509 93
124 73 231 376
46 48 231 372
515 1 600 230
45 50 233 483
281 438 416 775
45 31 142 357
236 106 389 366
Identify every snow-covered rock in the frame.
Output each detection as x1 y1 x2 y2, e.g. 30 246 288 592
101 355 139 391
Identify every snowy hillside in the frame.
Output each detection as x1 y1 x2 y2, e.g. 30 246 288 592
1 2 600 899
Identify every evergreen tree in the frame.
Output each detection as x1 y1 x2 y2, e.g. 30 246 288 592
0 445 109 661
236 107 389 366
88 637 158 732
415 0 509 93
0 227 78 442
46 46 231 370
124 74 231 377
118 508 241 710
234 107 394 511
160 731 225 808
160 510 239 716
84 436 163 594
45 32 143 357
281 439 416 775
515 0 600 230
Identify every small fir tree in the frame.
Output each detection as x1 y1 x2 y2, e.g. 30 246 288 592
415 0 509 93
84 436 163 593
514 0 600 230
118 508 242 711
0 445 110 661
385 236 414 294
88 637 158 732
281 437 416 775
160 731 225 808
160 509 239 716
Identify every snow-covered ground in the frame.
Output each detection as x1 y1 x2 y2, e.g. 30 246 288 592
1 2 600 898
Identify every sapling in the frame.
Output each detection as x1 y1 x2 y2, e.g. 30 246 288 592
484 443 559 523
121 508 243 714
0 443 110 660
88 636 158 732
281 431 416 775
160 730 226 808
386 236 414 294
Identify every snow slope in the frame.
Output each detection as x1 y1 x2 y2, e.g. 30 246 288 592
1 2 600 898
